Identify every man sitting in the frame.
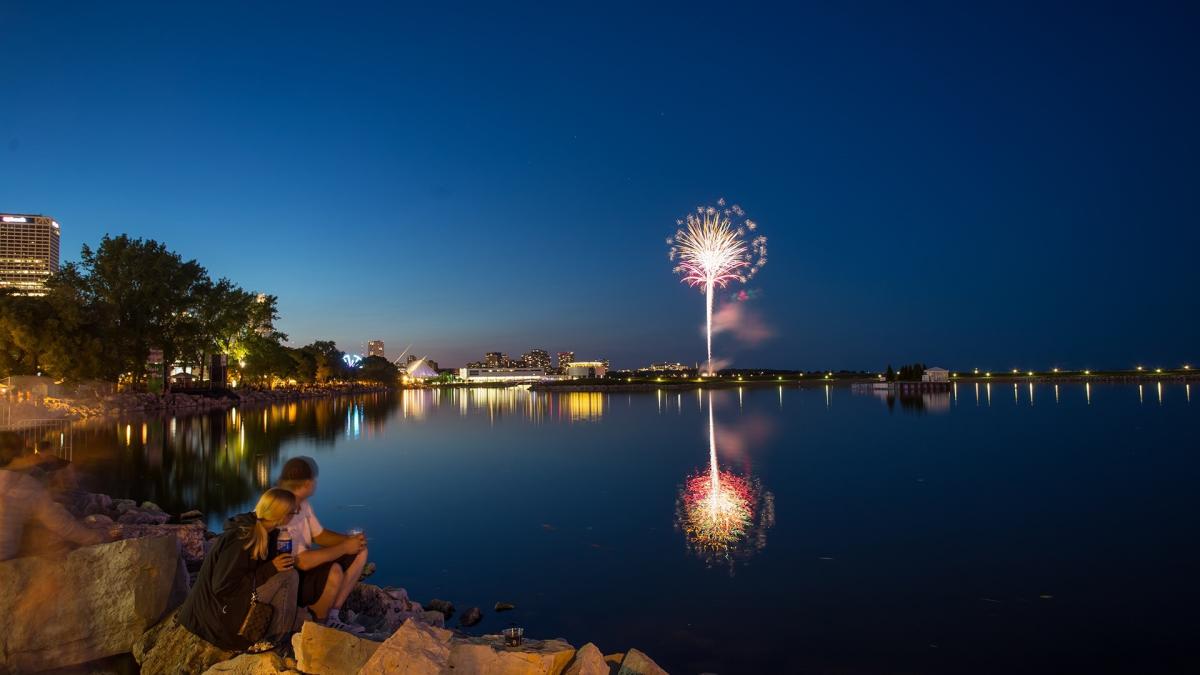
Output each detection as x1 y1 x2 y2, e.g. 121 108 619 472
0 432 113 561
277 456 367 633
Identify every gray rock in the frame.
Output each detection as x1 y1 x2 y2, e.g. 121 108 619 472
135 610 234 675
617 648 669 675
0 536 183 673
117 507 171 525
292 621 381 675
448 634 576 675
358 619 453 675
426 598 455 620
113 499 138 513
201 652 298 674
565 642 611 675
458 606 483 627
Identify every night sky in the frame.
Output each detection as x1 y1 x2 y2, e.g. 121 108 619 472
2 2 1197 370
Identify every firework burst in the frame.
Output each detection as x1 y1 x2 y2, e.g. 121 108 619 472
668 198 767 374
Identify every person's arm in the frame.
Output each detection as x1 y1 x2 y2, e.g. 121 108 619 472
211 536 252 595
31 488 105 548
295 541 352 570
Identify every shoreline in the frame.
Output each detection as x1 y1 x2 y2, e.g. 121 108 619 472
6 383 395 425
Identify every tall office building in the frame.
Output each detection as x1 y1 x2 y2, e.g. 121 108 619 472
557 351 574 371
522 349 551 372
484 352 504 368
0 213 60 296
368 340 385 358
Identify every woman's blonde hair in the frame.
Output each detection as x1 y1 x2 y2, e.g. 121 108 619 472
240 488 297 560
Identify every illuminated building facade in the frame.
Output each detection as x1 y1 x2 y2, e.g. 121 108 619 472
0 213 60 296
556 351 574 372
522 349 551 372
458 367 546 383
367 340 385 358
484 352 504 368
566 361 607 378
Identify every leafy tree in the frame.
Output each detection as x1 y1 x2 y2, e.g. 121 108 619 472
356 355 398 383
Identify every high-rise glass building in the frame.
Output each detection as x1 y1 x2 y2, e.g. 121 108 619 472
368 340 385 358
522 349 551 372
0 213 60 296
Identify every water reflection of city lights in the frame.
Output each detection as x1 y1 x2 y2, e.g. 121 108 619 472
559 392 604 422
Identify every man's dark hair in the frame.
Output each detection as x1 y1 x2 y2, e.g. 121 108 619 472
279 456 319 485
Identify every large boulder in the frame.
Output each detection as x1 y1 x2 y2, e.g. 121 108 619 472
202 652 301 674
133 610 234 675
447 634 576 675
564 643 611 675
291 621 380 675
0 536 183 673
358 619 453 674
615 649 668 675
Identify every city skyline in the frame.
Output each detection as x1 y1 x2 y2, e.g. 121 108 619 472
2 3 1198 370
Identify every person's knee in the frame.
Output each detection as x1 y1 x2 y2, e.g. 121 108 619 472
327 563 344 588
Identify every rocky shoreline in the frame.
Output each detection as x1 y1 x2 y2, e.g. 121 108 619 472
0 489 669 675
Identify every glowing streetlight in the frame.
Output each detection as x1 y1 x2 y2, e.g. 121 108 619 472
1084 370 1091 375
1136 365 1143 371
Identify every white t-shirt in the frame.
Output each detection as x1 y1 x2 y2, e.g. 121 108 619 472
285 500 323 555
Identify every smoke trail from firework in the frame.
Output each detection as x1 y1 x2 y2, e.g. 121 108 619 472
668 199 766 374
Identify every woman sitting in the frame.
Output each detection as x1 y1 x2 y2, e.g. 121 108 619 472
177 488 302 651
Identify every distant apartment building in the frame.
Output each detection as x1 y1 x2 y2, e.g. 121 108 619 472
0 213 60 296
484 352 504 368
522 349 552 372
368 340 385 359
556 351 574 372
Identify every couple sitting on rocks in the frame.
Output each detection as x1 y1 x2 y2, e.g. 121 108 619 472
177 456 369 652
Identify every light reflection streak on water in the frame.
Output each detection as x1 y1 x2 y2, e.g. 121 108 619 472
1086 382 1091 405
986 383 992 406
1157 382 1163 405
1055 384 1060 404
1028 382 1034 406
1013 383 1019 405
953 381 958 404
974 382 979 406
1138 384 1144 405
824 385 831 408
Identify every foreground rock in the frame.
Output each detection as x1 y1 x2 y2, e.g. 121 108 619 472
358 619 453 674
615 648 668 675
202 652 301 674
344 584 444 635
134 610 235 675
0 536 183 673
291 621 380 675
449 634 576 674
564 643 611 675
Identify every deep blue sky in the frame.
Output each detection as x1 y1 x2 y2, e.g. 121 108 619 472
2 2 1197 370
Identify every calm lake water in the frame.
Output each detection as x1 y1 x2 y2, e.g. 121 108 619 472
66 382 1198 674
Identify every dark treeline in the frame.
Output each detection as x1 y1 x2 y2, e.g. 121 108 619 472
0 234 396 387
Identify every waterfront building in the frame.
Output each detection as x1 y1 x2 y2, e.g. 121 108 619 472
566 361 607 378
648 362 690 372
485 352 504 368
922 367 950 383
368 340 385 358
458 367 546 383
404 358 439 380
522 349 551 372
557 351 574 371
0 213 60 296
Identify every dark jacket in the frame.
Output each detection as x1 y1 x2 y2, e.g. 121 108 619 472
177 512 277 651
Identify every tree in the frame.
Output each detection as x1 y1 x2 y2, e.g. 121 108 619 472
356 355 398 383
